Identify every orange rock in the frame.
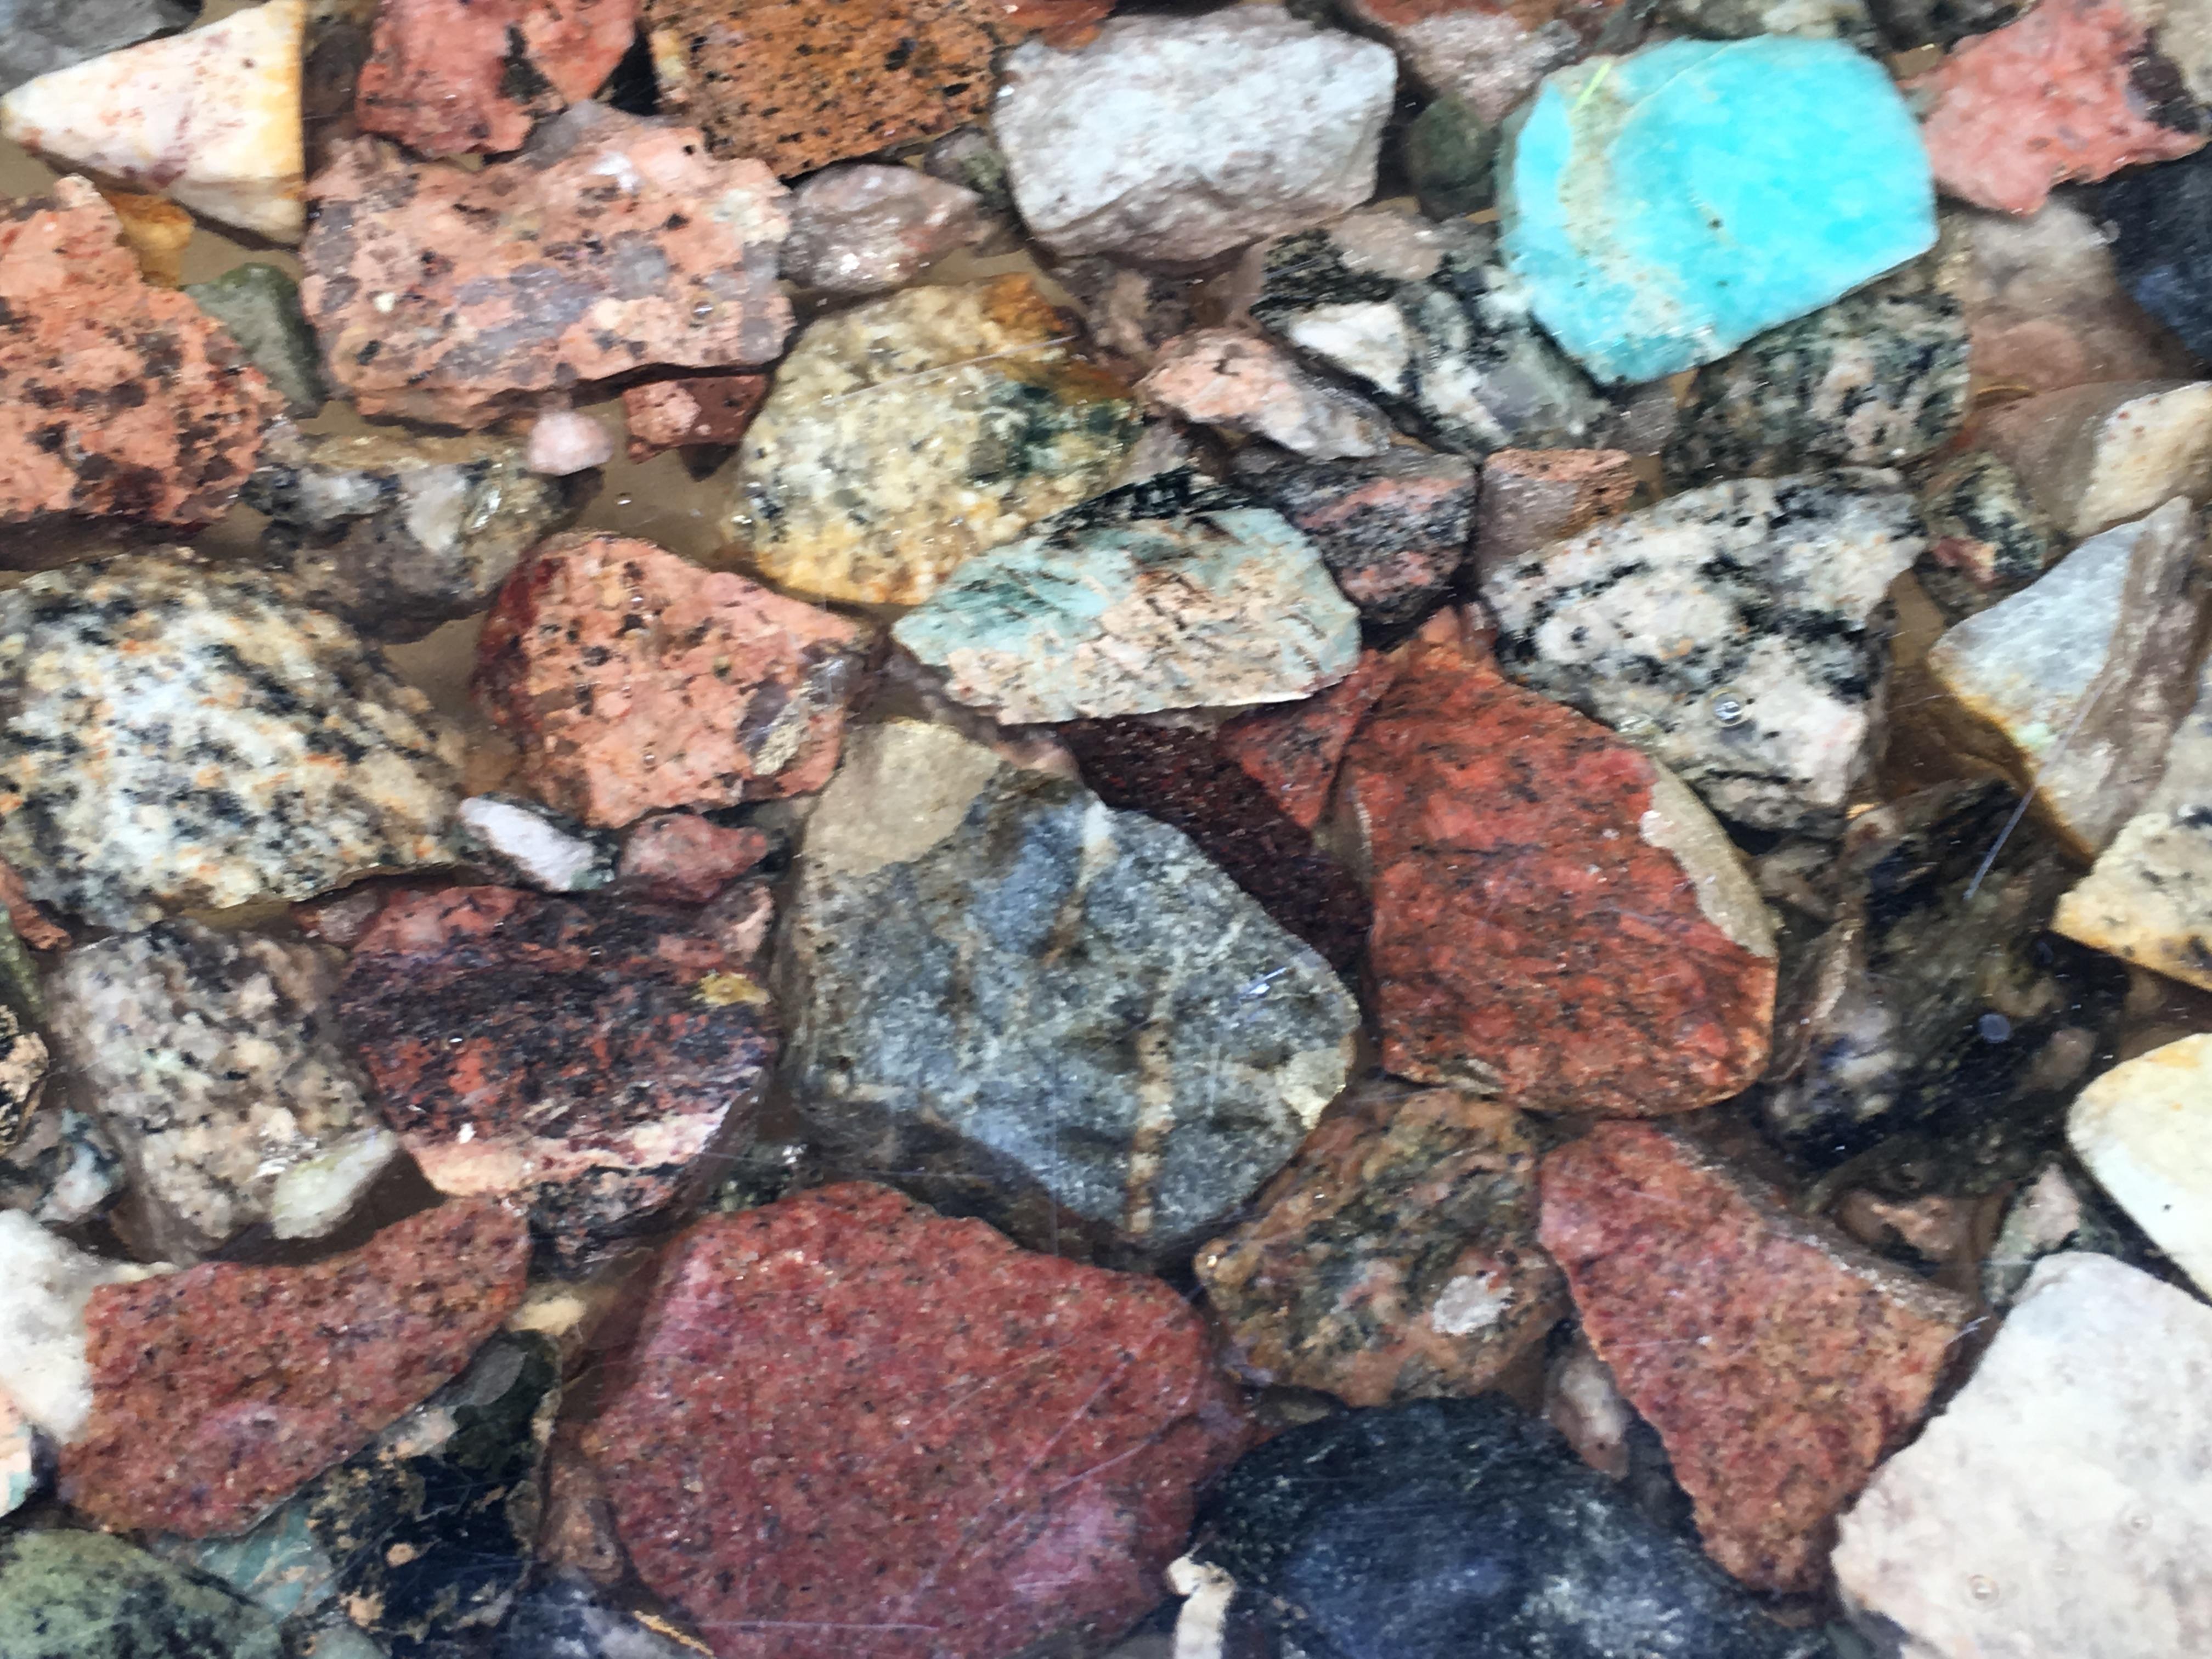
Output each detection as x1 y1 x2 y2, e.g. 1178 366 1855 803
94 188 193 286
358 0 637 157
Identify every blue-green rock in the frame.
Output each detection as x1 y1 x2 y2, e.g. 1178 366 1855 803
1499 38 1934 386
0 1530 283 1659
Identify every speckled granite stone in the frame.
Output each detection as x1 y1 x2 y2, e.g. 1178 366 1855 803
337 887 777 1263
1974 378 2212 539
0 1108 120 1228
60 1199 529 1537
1340 0 1617 126
1915 451 2062 622
0 1531 281 1659
1220 648 1402 830
0 178 280 535
0 0 195 97
357 0 637 157
473 532 864 829
1142 329 1393 461
731 276 1139 606
1483 472 1924 834
1471 447 1640 574
0 1210 168 1442
302 101 791 428
0 552 465 929
585 1183 1252 1659
0 1005 44 1155
783 162 980 296
621 373 770 462
184 263 328 417
1237 447 1478 629
1542 1122 1973 1592
1349 645 1776 1113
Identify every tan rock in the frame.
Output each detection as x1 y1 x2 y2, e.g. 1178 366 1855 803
2067 1034 2212 1293
94 189 191 285
1976 378 2212 538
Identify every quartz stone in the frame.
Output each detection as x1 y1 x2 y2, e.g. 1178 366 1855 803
1470 447 1641 575
0 0 195 97
2067 1034 2212 1291
1338 0 1617 126
1915 451 2062 621
1141 329 1393 461
1235 447 1479 628
0 1211 167 1442
459 797 617 893
184 263 328 417
356 0 636 157
1973 378 2212 538
0 1005 44 1156
525 409 616 476
1218 648 1404 831
781 162 981 296
0 1531 281 1659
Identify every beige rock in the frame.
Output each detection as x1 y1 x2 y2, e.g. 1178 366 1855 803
2066 1035 2212 1291
1472 448 1643 574
1140 329 1392 460
1977 379 2212 538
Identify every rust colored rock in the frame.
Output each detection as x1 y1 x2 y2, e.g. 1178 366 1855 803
584 1182 1251 1659
358 0 638 157
301 103 791 428
1218 648 1402 831
616 812 771 904
1472 447 1643 574
1345 645 1776 1114
621 373 771 461
0 177 278 534
1541 1124 1973 1592
472 532 864 830
60 1198 529 1538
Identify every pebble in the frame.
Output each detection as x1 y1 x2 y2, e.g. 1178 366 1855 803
1483 471 1925 834
301 101 791 428
0 552 465 929
356 0 636 157
1661 0 1882 44
1981 1161 2140 1306
995 7 1397 265
892 471 1361 725
922 123 1022 249
621 373 771 461
1833 1252 2212 1659
0 1109 125 1229
183 263 328 417
0 1531 280 1659
1059 258 1201 373
1471 447 1641 574
1218 648 1404 831
614 812 771 905
2067 1034 2212 1291
1915 451 2062 622
0 1004 43 1154
0 1211 167 1442
1402 92 1496 219
1237 447 1479 628
0 1390 31 1517
782 162 981 295
525 408 618 477
1339 0 1607 126
1500 37 1934 385
583 1183 1252 1659
1974 377 2212 539
730 276 1139 606
1542 1122 1974 1591
2104 144 2212 364
1141 329 1393 461
786 720 1358 1251
458 795 617 892
59 1198 529 1537
0 0 194 97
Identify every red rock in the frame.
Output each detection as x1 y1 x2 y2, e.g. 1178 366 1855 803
472 532 864 829
0 178 279 534
622 373 771 461
1472 448 1642 574
1911 0 2207 216
357 0 638 157
1344 645 1776 1114
1541 1124 1973 1592
584 1182 1252 1659
616 812 771 904
1218 648 1402 830
60 1198 529 1537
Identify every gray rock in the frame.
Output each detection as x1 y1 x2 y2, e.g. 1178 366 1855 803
0 1108 124 1228
0 1530 280 1659
0 0 195 97
184 263 328 417
1660 0 1883 47
0 1002 44 1154
1915 451 2061 623
783 720 1358 1255
1403 93 1496 221
782 162 980 296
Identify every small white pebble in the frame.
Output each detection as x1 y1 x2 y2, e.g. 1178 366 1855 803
526 409 616 476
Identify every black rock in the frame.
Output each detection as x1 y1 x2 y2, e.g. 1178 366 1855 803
2103 151 2212 364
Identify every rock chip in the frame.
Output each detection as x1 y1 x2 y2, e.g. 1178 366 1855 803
782 161 981 295
1236 447 1479 628
0 1108 125 1229
1402 92 1498 220
357 0 637 157
2104 144 2212 364
2068 1034 2212 1290
1339 0 1615 126
526 408 617 476
459 795 617 892
1218 648 1403 831
1974 377 2212 538
1141 329 1393 461
302 102 791 428
614 812 770 904
1833 1252 2212 1659
622 373 771 461
730 276 1139 606
0 1003 43 1154
184 263 328 417
0 0 195 97
1471 447 1640 574
60 1198 529 1537
584 1183 1251 1659
0 1211 166 1442
0 1531 280 1659
1058 257 1201 373
1915 451 2062 621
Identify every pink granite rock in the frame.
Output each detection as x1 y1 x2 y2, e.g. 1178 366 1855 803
616 812 771 904
301 103 791 428
1141 329 1393 460
621 373 771 461
357 0 638 157
782 161 983 295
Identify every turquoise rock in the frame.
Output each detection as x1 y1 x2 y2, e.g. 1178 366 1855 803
0 1530 282 1659
1499 38 1934 386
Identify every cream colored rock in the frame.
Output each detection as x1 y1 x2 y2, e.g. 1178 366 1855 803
2067 1036 2212 1292
1140 329 1392 460
1976 379 2212 538
0 0 306 242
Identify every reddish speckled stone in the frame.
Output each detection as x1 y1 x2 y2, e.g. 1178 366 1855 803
584 1182 1252 1659
621 373 771 461
1218 648 1401 831
1541 1124 1972 1592
60 1199 528 1538
1241 449 1479 627
616 812 771 904
472 533 864 829
357 0 639 157
1344 646 1774 1113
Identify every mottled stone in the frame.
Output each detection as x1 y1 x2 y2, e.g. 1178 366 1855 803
358 0 637 157
100 186 193 285
0 1109 124 1229
1833 1253 2212 1659
2068 1034 2212 1290
1543 1123 1972 1591
1484 472 1923 834
302 102 791 427
615 812 770 904
0 1531 280 1659
1470 447 1639 575
0 178 280 534
0 1390 31 1517
2104 144 2212 364
458 795 616 891
1660 0 1882 44
1981 1161 2139 1306
0 552 465 929
0 1003 43 1155
60 1199 529 1537
1340 0 1616 126
1974 378 2212 539
526 407 617 476
0 0 195 97
731 276 1139 606
491 1577 699 1659
1219 649 1402 830
185 263 328 417
1915 451 2062 622
783 162 980 295
1347 646 1777 1113
586 1183 1251 1659
1058 258 1201 374
622 373 770 461
1870 0 2025 46
1234 447 1477 628
1403 93 1496 221
1142 329 1393 461
0 1211 166 1441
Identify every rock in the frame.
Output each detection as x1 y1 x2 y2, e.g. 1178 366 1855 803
0 1531 281 1659
1660 0 1883 44
0 1390 32 1517
1232 447 1477 630
1542 1122 1973 1591
1500 38 1934 385
730 276 1139 606
1833 1252 2212 1659
2104 145 2212 364
782 162 980 295
0 1108 125 1228
589 1184 1249 1658
1915 451 2062 622
242 425 584 643
1218 648 1403 830
1403 93 1496 221
1483 472 1924 834
2068 1034 2212 1290
622 373 771 461
1347 644 1777 1113
1973 378 2212 539
1470 447 1639 575
473 532 863 829
0 1005 43 1154
1196 1086 1564 1406
1980 1161 2140 1305
1142 330 1393 461
357 0 636 157
0 0 195 97
99 186 194 285
184 263 328 417
47 922 398 1260
0 857 65 958
1058 258 1201 373
1667 286 1971 484
892 471 1361 724
0 178 281 535
1926 497 2207 857
0 1211 167 1441
458 795 617 892
526 408 617 476
490 1577 700 1659
0 552 465 929
614 812 770 905
60 1199 529 1537
1338 0 1614 127
1910 0 2206 217
1181 1395 1825 1659
786 721 1359 1250
1870 0 2026 46
995 8 1396 266
336 887 777 1263
301 102 791 428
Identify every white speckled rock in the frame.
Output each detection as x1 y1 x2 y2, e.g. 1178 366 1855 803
2066 1036 2212 1293
0 1211 167 1442
782 162 981 296
1140 329 1393 460
1977 379 2212 539
1833 1252 2212 1659
994 7 1397 266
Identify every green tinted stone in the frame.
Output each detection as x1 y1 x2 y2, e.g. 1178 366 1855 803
0 1530 282 1659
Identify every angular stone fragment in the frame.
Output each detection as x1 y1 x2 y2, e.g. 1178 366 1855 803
783 161 980 296
0 0 195 98
615 812 770 904
1542 1122 1972 1592
1471 447 1639 574
0 1531 281 1659
1142 329 1393 461
100 187 194 286
1234 447 1477 629
1403 92 1497 219
0 178 280 535
0 1210 167 1442
1915 451 2062 621
357 0 636 157
1833 1252 2212 1659
302 102 791 427
1981 1161 2139 1306
1484 472 1923 833
0 553 465 929
731 276 1139 606
1058 257 1200 373
1974 378 2212 538
1219 649 1403 830
2104 144 2212 364
458 796 617 891
1347 646 1776 1113
0 1005 43 1155
2068 1034 2212 1290
622 373 770 461
1340 0 1616 126
184 263 328 417
526 408 616 476
1660 0 1882 43
60 1199 529 1537
0 1109 124 1229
